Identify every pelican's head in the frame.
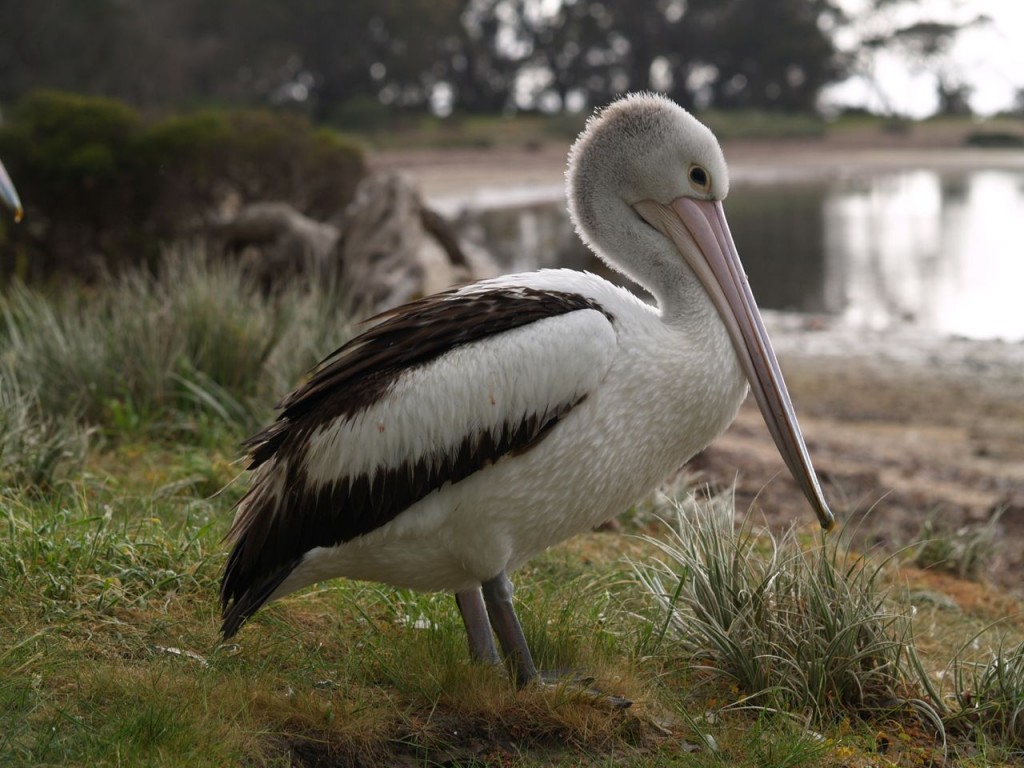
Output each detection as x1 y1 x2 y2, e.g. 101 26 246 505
567 93 834 532
0 158 23 223
568 93 729 222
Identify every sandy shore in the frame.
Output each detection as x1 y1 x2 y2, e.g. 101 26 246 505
722 313 1024 589
370 138 1024 201
372 142 1024 590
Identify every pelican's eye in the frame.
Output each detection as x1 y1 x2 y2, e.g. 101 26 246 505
688 164 711 193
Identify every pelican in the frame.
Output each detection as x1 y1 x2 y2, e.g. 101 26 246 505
0 158 22 221
220 93 834 688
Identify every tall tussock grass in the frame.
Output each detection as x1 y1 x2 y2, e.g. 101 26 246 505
635 494 1024 757
948 640 1024 754
633 492 940 727
0 364 89 487
0 249 353 448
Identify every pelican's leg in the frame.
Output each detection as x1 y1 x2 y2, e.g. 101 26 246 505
481 571 538 688
454 587 499 665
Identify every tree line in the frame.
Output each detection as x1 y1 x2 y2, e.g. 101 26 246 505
0 0 980 122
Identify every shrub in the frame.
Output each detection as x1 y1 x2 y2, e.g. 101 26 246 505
0 91 149 279
141 109 364 224
964 131 1024 149
0 90 366 281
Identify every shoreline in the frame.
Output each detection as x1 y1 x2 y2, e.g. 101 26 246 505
371 142 1024 202
762 309 1024 393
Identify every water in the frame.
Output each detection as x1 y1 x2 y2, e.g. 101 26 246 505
452 167 1024 342
728 169 1024 341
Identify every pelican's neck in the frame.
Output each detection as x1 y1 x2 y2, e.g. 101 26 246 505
569 190 718 331
625 225 721 331
565 92 735 332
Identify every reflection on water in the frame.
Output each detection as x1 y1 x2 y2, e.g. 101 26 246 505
453 167 1024 340
730 169 1024 341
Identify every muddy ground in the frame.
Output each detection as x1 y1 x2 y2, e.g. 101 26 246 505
694 316 1024 593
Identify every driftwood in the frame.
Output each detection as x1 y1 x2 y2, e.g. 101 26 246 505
219 201 339 288
334 172 496 312
218 174 495 309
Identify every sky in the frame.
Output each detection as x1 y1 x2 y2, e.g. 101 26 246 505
823 0 1024 117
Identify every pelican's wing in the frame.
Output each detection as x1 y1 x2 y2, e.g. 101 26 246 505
221 283 617 635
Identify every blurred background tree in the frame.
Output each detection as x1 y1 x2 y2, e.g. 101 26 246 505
0 0 983 120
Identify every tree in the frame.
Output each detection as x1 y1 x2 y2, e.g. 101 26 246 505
844 5 989 117
461 0 848 114
0 0 985 119
675 0 845 111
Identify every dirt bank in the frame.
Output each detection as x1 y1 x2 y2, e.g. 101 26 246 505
696 315 1024 593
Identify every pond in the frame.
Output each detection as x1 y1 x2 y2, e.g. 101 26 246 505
455 167 1024 342
728 169 1024 342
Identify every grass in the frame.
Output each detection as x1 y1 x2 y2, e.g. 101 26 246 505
913 509 1003 581
948 639 1024 752
633 492 928 724
0 366 88 488
0 249 353 442
700 110 827 140
0 472 650 766
356 108 827 150
2 253 1023 765
352 108 1024 157
357 110 591 150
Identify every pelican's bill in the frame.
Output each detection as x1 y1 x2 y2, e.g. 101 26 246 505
633 197 834 531
0 159 23 222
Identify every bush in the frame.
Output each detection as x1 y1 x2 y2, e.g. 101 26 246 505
142 109 364 224
0 91 149 279
0 90 366 281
